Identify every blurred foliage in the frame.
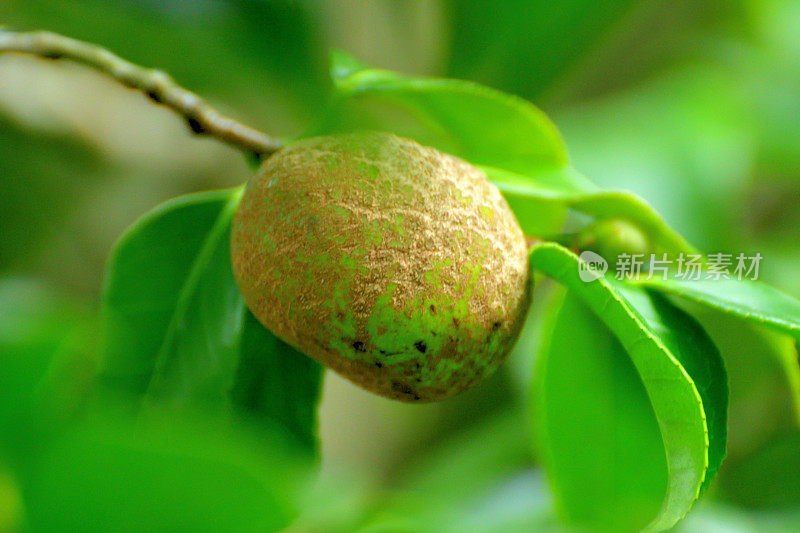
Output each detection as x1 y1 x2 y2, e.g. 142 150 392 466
22 414 304 532
0 278 314 532
446 0 643 102
445 0 748 106
1 0 800 531
0 113 104 271
0 278 94 463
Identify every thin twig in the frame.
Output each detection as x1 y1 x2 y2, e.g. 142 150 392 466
0 30 283 158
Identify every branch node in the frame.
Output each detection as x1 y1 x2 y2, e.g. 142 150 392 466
145 90 162 104
186 116 207 135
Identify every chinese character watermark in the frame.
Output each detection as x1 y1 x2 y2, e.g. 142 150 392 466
577 251 763 283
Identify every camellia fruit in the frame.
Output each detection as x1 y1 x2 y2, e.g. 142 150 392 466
231 131 531 401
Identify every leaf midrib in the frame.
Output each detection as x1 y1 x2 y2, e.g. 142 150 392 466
144 186 244 402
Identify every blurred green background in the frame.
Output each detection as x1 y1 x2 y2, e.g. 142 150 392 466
1 1 799 531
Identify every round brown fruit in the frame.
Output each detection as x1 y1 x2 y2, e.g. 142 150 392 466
231 131 531 402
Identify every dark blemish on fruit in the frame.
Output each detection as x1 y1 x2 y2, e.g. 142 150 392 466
492 321 502 331
392 380 420 401
379 349 402 357
452 317 460 327
414 362 421 370
429 305 436 314
414 341 427 353
352 341 366 352
374 361 383 368
146 90 162 103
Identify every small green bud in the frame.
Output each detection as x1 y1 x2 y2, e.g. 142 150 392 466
580 218 650 263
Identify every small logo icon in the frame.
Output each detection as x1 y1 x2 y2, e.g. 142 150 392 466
578 251 608 282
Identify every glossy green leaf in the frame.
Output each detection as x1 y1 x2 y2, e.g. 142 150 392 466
629 290 728 496
640 275 800 342
534 289 667 532
529 242 727 532
99 188 322 450
310 52 594 237
231 310 323 449
490 168 696 254
320 50 572 176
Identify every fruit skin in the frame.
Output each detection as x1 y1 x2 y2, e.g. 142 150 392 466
231 132 531 402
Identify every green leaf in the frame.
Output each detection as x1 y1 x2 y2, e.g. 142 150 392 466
312 52 593 237
321 51 571 176
629 290 728 497
534 289 667 532
529 242 727 532
639 275 800 341
315 53 701 251
329 48 369 80
231 310 323 450
490 168 696 255
0 278 312 532
99 188 322 450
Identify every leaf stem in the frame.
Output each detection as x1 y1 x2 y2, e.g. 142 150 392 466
0 30 283 158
